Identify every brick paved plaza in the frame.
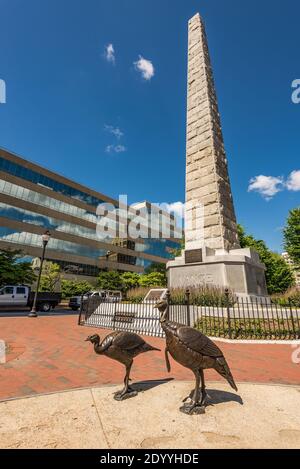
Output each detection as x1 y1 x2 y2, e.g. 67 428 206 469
1 315 299 401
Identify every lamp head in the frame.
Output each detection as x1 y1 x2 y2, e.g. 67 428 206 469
42 230 51 245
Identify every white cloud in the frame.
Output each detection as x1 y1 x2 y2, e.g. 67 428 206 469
134 55 155 81
286 170 300 191
249 170 300 199
105 43 115 64
106 144 126 154
164 202 185 219
248 175 284 200
104 125 124 140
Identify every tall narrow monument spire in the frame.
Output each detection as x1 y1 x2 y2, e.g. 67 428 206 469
167 13 267 300
185 13 240 251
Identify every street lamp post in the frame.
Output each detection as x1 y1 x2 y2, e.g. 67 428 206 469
105 250 113 272
28 231 51 318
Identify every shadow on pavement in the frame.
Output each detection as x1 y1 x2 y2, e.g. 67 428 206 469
181 387 244 406
131 378 174 393
206 388 244 406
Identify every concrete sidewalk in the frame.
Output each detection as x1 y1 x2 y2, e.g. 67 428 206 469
1 381 300 449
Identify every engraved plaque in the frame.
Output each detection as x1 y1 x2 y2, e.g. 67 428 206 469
185 249 203 264
113 311 135 323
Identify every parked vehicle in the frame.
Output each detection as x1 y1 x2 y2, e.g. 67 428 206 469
106 291 123 303
0 285 62 312
69 290 122 311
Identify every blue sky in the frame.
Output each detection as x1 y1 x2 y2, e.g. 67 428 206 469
0 0 299 252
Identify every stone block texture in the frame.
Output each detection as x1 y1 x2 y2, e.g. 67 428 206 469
186 13 240 251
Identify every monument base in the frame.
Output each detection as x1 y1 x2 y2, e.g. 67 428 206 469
167 247 269 302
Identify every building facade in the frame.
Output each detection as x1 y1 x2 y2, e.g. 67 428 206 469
0 147 181 283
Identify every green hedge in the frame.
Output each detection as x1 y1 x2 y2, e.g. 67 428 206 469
170 286 236 307
195 317 299 340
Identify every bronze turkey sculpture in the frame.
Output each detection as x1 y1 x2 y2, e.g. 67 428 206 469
86 331 160 401
154 300 238 415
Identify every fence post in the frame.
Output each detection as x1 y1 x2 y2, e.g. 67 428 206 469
288 297 296 340
225 289 232 339
166 289 170 320
112 300 117 331
185 288 191 327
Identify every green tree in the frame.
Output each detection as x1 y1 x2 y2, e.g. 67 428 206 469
61 280 94 299
139 272 167 288
0 249 36 286
265 252 295 294
283 208 300 268
169 237 185 258
39 262 61 292
120 272 140 292
97 271 124 291
238 225 294 294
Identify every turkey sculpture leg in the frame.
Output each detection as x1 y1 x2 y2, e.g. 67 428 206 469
114 361 137 401
200 370 207 406
180 370 205 415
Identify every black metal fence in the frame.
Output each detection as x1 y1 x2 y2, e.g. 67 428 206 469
78 290 300 341
79 297 165 337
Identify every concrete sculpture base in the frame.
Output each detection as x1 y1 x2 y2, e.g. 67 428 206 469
167 247 269 302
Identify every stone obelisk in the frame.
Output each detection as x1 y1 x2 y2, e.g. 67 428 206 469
167 13 268 300
185 13 240 252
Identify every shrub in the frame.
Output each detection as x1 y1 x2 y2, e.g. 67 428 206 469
271 287 300 307
126 287 150 304
139 272 167 288
120 272 140 292
126 285 236 306
97 271 124 291
170 286 236 307
61 280 94 299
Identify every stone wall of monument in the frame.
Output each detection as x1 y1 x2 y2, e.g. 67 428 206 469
185 13 240 251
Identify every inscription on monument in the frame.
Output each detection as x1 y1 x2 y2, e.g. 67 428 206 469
185 249 203 264
180 273 214 287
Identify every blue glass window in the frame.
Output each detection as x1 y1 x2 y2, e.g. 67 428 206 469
0 226 107 259
0 156 114 208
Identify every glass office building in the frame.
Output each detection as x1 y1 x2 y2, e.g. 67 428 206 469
0 147 181 282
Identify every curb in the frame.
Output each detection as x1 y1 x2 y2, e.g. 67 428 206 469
211 337 300 345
